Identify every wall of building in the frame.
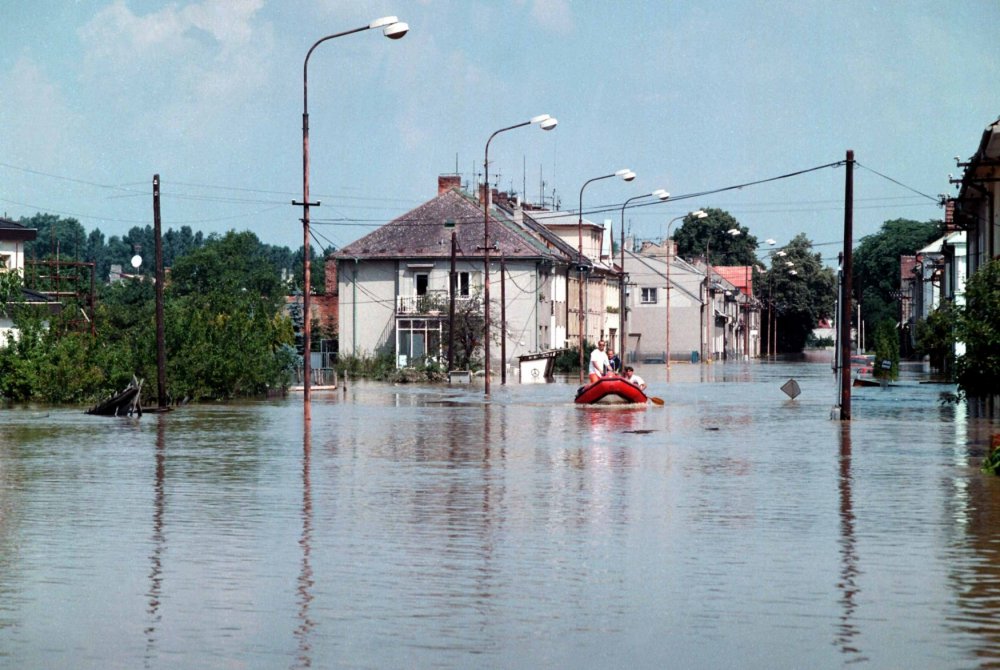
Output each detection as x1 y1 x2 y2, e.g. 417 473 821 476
624 251 703 364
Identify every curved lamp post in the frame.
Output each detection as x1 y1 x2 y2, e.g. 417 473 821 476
295 17 408 419
482 114 557 395
618 189 668 364
663 209 706 370
577 168 635 382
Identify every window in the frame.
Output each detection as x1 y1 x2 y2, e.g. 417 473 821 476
416 273 429 296
640 287 658 304
458 271 470 297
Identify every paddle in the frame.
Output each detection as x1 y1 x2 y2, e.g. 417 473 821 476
648 395 665 406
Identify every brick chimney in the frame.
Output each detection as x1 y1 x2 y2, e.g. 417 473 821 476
325 255 337 295
438 174 461 195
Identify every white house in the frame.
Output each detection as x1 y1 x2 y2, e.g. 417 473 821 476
335 176 578 371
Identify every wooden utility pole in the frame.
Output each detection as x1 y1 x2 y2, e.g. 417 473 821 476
839 151 855 420
153 174 167 408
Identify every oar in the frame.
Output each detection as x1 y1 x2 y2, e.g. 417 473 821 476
648 395 665 406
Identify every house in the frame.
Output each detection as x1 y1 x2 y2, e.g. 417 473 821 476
334 176 578 370
952 116 1000 275
690 259 741 361
900 230 967 356
524 208 622 351
712 265 761 359
0 217 61 344
622 240 704 364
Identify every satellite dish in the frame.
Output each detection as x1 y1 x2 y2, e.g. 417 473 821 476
130 255 142 269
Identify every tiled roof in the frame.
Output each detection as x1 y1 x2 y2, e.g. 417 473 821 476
335 189 558 261
713 266 754 296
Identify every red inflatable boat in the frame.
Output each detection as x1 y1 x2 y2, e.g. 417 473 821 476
574 377 648 405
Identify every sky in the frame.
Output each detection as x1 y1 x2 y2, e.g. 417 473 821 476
1 0 998 265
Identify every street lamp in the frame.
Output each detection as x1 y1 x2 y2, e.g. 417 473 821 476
578 168 635 382
619 188 668 364
482 114 558 396
664 209 706 369
295 16 408 418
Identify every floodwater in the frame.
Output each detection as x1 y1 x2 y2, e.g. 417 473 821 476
2 358 1000 669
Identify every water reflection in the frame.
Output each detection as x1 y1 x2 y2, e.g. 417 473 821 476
144 415 167 666
835 423 866 663
950 410 1000 664
294 419 314 669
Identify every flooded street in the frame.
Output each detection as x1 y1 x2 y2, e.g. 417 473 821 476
2 358 1000 669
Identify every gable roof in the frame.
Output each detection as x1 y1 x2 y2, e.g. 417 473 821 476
335 189 557 262
713 266 754 296
0 217 37 242
499 206 582 265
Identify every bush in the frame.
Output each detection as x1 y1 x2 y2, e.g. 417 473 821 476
956 259 1000 399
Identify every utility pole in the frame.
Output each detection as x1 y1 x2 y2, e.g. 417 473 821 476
153 175 167 409
839 150 855 420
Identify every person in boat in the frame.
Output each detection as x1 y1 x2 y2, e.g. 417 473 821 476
606 346 622 375
588 339 611 383
623 366 646 390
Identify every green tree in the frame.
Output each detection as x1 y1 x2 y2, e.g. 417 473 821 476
21 213 87 261
873 320 900 381
914 301 957 376
170 230 284 305
0 271 22 316
760 233 836 353
853 218 941 350
956 259 1000 399
673 208 759 265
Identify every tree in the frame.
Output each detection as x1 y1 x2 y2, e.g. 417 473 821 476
673 208 759 265
0 271 22 317
956 259 1000 399
873 320 900 381
20 213 87 261
169 230 285 305
914 301 957 376
853 218 941 350
760 233 836 353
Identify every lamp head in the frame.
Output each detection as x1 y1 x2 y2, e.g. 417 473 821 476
727 228 741 236
540 117 558 130
693 210 708 219
619 170 636 182
652 189 670 201
383 21 409 39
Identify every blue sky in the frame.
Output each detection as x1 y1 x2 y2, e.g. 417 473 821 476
1 1 997 264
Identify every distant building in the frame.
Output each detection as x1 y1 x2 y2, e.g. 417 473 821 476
0 217 61 344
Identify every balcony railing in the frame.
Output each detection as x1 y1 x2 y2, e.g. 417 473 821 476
397 290 473 315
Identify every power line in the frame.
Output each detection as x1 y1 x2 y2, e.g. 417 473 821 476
855 163 941 202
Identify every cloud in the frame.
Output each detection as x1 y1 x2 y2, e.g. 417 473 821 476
76 0 273 141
